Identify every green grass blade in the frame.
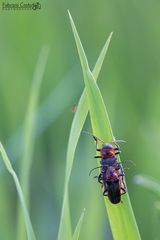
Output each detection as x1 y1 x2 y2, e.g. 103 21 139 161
65 20 113 186
92 32 113 80
17 46 49 240
134 174 160 197
0 143 36 240
58 189 72 240
69 12 141 240
72 209 85 240
58 13 113 240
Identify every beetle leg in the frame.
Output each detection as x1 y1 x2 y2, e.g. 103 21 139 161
103 189 108 196
98 174 103 184
119 174 127 194
115 151 121 155
121 187 127 195
122 181 127 193
114 147 120 151
114 145 121 155
92 135 101 152
94 155 101 158
102 182 108 196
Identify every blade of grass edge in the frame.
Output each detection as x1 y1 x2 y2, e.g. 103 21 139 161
57 13 113 240
0 142 36 240
69 12 141 240
17 46 49 240
72 209 85 240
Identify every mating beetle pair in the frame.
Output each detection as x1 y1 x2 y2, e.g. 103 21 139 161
89 134 127 204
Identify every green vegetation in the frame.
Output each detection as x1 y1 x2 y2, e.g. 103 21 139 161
68 12 140 239
0 143 36 240
0 1 160 239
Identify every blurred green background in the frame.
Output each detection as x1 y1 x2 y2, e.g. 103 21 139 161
0 0 160 239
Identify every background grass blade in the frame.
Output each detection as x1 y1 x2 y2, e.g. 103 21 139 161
92 32 113 80
58 13 113 240
72 209 85 240
0 143 36 240
69 11 141 240
134 174 160 197
6 65 81 162
17 46 49 240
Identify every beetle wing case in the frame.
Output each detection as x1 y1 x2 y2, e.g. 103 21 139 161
107 179 121 204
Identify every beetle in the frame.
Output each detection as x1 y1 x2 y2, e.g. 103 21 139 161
85 132 127 203
99 165 126 204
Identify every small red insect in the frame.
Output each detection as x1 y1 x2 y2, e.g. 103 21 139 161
86 132 127 204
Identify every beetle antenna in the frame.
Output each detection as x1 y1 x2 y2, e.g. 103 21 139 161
83 131 126 149
83 131 105 143
110 139 126 144
110 139 126 148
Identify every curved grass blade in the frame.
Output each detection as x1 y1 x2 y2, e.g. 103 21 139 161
134 174 160 197
58 13 113 240
17 46 49 240
72 209 85 240
69 11 141 240
0 143 36 240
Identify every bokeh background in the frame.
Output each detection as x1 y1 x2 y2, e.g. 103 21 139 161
0 0 160 239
